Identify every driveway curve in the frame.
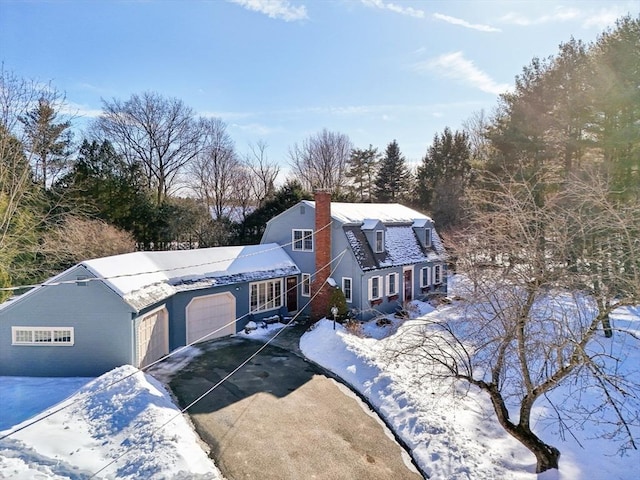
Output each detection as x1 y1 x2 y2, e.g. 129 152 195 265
164 334 423 480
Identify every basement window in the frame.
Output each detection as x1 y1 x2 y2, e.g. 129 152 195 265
12 326 74 346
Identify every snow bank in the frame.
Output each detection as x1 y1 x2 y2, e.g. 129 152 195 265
301 303 640 480
0 365 221 479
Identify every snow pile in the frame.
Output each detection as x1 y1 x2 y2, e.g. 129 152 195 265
0 365 221 480
301 302 640 480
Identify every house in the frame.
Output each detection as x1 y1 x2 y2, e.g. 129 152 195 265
0 244 299 377
0 192 446 377
261 191 447 321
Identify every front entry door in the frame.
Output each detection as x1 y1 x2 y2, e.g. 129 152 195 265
286 276 298 312
403 268 413 303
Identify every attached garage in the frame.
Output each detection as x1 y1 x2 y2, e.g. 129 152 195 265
137 306 169 368
186 292 236 344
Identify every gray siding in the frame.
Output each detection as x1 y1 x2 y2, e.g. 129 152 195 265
262 203 316 315
0 266 134 377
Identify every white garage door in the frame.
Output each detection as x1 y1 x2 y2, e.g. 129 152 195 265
137 307 169 368
186 292 236 345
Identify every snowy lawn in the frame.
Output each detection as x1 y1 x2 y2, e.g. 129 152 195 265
300 301 640 480
0 360 221 479
2 295 638 479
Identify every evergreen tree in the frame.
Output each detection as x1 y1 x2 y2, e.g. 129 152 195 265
373 140 411 202
415 128 472 229
234 179 311 244
19 97 72 188
56 139 156 246
345 145 379 202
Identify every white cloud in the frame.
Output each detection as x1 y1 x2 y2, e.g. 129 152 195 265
499 5 626 29
433 13 501 32
229 0 308 22
231 122 281 136
360 0 425 19
60 101 103 119
581 8 628 29
414 51 511 96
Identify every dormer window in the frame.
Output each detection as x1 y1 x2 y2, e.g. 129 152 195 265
425 228 432 248
375 230 384 253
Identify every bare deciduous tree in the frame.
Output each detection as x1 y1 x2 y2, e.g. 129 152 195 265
95 92 203 205
188 118 240 221
40 215 135 273
388 168 640 474
288 128 352 193
244 140 279 207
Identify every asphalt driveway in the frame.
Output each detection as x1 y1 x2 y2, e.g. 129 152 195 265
164 331 423 480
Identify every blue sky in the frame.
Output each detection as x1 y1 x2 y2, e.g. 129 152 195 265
1 0 638 172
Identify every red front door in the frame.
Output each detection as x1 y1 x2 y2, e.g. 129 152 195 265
286 276 298 312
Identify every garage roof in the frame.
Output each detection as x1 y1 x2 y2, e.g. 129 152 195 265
81 243 299 310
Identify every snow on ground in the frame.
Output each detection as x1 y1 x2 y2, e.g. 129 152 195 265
300 299 640 480
0 364 221 480
2 289 638 479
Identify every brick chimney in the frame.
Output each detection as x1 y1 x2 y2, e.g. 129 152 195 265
311 190 332 320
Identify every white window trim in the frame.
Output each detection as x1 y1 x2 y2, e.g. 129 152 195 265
12 326 75 346
342 277 352 303
250 278 284 313
420 267 432 288
433 265 443 285
374 230 385 253
425 228 432 247
368 275 382 300
386 272 399 296
292 229 313 252
301 273 311 297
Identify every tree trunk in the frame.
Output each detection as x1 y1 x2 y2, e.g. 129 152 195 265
485 385 561 473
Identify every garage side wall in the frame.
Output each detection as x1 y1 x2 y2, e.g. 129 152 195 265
0 266 135 377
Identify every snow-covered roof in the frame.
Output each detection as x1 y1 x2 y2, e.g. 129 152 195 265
82 243 299 310
0 244 299 313
344 225 446 271
302 201 432 225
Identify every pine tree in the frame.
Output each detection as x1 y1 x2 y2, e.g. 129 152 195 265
19 97 72 188
415 127 472 229
345 145 379 202
373 140 411 202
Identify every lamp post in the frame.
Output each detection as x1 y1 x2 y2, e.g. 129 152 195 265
331 305 338 330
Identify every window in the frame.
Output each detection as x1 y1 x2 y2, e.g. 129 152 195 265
386 273 399 296
425 228 432 247
374 230 384 253
76 275 88 286
368 276 382 300
342 277 352 303
250 279 283 313
301 273 311 297
420 267 432 287
292 229 313 251
434 265 443 284
12 326 74 346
